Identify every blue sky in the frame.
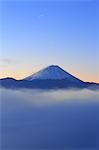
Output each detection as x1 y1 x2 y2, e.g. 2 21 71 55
0 0 98 82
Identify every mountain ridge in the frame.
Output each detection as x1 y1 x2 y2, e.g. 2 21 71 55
0 65 99 90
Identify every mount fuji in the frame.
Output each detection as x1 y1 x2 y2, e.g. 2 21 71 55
0 65 99 90
24 65 82 81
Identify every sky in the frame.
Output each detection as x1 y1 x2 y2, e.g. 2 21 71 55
0 0 99 82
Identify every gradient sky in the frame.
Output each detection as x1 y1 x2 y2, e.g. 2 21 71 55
0 0 99 82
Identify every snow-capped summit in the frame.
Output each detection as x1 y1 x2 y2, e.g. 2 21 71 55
24 65 80 81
